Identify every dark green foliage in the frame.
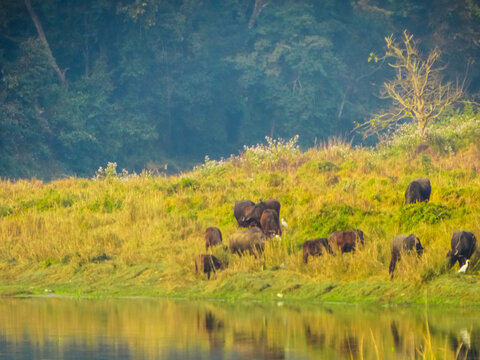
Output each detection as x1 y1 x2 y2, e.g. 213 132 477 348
318 161 339 173
398 203 452 230
0 205 13 217
35 189 75 211
90 253 112 263
311 204 359 237
167 177 200 195
0 0 478 179
88 193 123 213
9 190 75 213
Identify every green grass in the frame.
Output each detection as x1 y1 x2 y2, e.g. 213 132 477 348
1 113 480 304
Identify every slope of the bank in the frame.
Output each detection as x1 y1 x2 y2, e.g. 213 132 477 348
0 116 479 304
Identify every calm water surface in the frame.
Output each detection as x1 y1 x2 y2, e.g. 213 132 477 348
0 297 478 359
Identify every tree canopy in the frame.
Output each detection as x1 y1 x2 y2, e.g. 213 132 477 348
0 0 479 179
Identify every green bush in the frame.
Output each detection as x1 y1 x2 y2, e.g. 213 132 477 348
310 204 356 237
0 205 13 217
318 161 339 172
398 202 452 229
167 177 200 194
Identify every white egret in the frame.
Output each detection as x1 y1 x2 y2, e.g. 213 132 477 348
458 259 470 273
460 328 471 348
281 218 288 228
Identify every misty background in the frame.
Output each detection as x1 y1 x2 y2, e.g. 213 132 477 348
1 0 479 180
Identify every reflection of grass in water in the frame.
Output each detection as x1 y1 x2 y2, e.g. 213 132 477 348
417 316 435 360
0 298 477 359
415 313 472 360
370 328 381 360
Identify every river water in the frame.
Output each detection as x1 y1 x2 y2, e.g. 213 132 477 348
0 297 478 359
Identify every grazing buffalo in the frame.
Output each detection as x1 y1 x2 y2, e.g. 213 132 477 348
243 201 267 227
234 200 255 227
405 178 431 204
388 234 423 279
303 238 333 264
329 229 365 253
205 227 222 250
243 198 282 228
447 231 477 269
260 209 281 237
263 199 281 216
195 254 226 279
229 227 266 257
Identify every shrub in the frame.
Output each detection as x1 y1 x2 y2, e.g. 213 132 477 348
382 106 480 155
397 203 452 230
194 156 227 176
241 135 300 168
310 205 356 237
318 161 339 172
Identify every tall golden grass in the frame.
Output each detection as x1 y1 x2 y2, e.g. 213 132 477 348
0 134 479 301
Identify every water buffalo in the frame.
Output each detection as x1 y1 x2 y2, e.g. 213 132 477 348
229 227 266 257
388 234 423 279
405 178 431 204
263 198 281 216
447 231 477 269
195 254 226 279
205 227 223 250
260 209 281 237
329 229 365 253
243 199 282 228
234 200 255 227
303 238 333 263
243 201 267 227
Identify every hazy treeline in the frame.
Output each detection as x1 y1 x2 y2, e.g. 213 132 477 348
1 0 479 179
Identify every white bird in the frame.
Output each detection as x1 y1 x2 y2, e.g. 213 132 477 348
281 218 288 228
458 259 470 273
460 328 471 348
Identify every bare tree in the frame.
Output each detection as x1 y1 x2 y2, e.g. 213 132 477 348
356 30 463 138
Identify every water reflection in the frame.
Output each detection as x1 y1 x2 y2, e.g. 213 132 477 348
0 297 479 359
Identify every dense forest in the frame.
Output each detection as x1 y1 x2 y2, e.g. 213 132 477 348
1 0 479 179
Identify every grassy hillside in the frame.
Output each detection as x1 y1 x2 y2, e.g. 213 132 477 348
0 112 479 304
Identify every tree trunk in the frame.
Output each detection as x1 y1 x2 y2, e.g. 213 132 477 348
24 0 67 87
248 0 272 28
418 117 428 137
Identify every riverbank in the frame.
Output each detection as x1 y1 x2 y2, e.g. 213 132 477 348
1 259 479 305
0 114 479 305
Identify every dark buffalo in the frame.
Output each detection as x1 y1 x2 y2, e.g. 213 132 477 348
329 229 365 253
263 199 281 216
243 201 267 227
405 178 431 204
195 254 226 279
303 238 333 263
260 209 281 237
243 199 282 228
234 200 255 227
447 231 477 269
388 234 423 279
229 227 266 257
205 227 222 250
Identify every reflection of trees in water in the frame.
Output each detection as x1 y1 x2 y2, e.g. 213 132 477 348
0 299 480 359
